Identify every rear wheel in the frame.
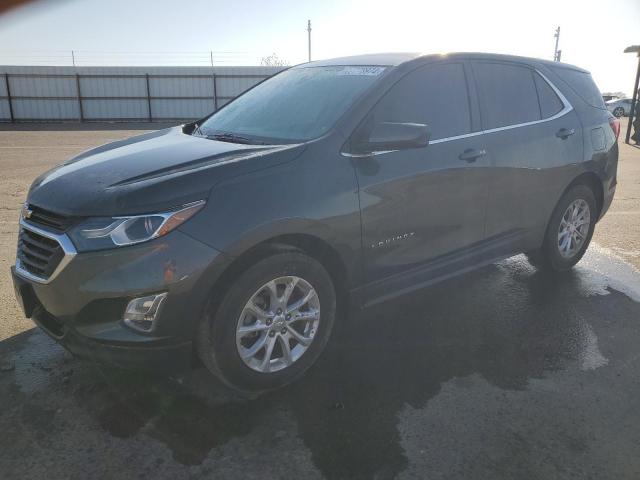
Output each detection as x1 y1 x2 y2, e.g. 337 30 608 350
613 106 624 118
196 251 336 392
526 184 596 272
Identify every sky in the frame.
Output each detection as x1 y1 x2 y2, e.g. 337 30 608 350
0 0 638 94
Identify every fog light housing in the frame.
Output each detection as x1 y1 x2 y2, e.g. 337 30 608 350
123 293 167 332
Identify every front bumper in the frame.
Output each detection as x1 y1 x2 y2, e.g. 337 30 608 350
30 296 193 372
12 226 230 373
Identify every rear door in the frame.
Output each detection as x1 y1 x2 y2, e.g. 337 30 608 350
353 61 490 288
471 61 583 250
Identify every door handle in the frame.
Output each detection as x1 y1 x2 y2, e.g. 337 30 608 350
556 128 576 139
458 148 486 162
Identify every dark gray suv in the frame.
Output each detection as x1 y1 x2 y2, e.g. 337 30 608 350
11 52 619 392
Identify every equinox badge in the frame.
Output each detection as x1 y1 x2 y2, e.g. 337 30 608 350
370 232 415 249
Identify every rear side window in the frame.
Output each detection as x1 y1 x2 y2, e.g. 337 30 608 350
533 72 564 118
367 63 471 140
552 67 605 109
474 62 540 129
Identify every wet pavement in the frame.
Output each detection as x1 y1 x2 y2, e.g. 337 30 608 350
2 245 640 479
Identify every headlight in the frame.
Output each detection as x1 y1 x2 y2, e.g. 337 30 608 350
68 200 205 252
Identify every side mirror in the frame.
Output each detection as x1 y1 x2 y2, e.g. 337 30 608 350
356 122 430 154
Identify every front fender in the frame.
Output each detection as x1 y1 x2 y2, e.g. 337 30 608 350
178 145 363 290
213 217 339 258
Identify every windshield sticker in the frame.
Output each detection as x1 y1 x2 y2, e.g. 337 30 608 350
336 66 386 76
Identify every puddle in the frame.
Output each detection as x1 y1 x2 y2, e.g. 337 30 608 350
578 321 609 371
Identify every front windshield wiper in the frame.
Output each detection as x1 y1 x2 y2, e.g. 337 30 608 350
206 132 266 145
192 123 205 137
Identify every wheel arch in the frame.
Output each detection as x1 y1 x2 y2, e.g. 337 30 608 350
563 171 604 218
201 232 353 332
532 170 604 253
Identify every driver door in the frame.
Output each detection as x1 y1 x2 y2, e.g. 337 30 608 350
351 62 491 300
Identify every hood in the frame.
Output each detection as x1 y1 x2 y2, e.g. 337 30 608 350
28 127 304 216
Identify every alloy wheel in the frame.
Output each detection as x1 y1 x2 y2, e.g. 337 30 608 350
557 199 590 258
236 276 320 373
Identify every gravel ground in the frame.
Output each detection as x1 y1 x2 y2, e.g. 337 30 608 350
593 143 640 263
1 124 640 479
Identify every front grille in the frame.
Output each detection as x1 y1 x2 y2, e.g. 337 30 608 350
26 204 77 232
17 228 64 279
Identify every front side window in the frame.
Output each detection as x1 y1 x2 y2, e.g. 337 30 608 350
361 63 471 141
474 62 541 129
199 65 387 142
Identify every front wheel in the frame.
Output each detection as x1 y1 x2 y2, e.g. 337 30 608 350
526 184 596 272
196 251 336 392
613 107 624 118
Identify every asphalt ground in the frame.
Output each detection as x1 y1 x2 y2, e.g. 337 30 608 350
1 123 639 479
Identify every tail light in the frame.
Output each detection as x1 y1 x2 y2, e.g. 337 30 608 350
609 116 621 141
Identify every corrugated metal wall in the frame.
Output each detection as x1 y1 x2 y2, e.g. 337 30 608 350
0 65 284 122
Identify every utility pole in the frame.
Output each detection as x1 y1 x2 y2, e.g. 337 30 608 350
307 20 312 62
553 26 561 62
71 50 76 67
623 45 640 144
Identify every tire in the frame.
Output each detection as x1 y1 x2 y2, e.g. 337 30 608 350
526 184 597 272
613 107 624 118
196 251 336 393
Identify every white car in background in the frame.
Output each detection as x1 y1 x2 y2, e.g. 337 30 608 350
606 98 633 117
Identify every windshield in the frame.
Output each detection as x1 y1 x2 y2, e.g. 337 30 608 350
198 65 387 143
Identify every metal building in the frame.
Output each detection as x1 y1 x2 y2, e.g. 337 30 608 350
0 65 284 122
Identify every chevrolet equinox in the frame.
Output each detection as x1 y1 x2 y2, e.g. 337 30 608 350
12 53 619 392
